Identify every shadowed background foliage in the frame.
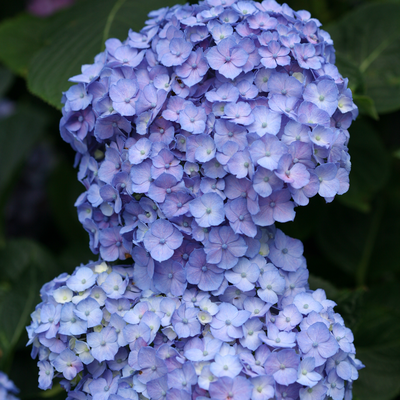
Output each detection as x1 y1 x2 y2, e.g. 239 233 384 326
0 0 399 399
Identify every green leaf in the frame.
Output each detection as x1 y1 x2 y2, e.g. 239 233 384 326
317 196 399 284
27 0 184 109
328 2 400 113
0 14 46 77
0 239 56 369
334 53 365 94
339 118 390 212
0 267 37 355
338 287 366 327
368 197 400 279
0 67 14 97
48 158 92 245
0 103 49 197
57 242 94 275
352 284 400 400
0 239 56 283
338 194 371 213
317 204 370 275
353 94 379 120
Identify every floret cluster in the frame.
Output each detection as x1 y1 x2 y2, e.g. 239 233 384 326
27 233 363 400
27 1 363 399
60 0 357 263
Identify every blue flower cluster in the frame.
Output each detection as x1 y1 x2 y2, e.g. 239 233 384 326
26 241 363 400
27 1 363 399
60 0 357 263
0 371 20 400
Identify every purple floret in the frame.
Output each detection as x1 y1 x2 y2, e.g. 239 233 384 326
143 219 183 262
153 259 187 296
297 322 340 366
189 193 225 228
209 375 253 400
264 349 300 386
268 229 304 271
52 349 83 380
99 227 130 261
204 226 247 269
210 302 250 341
259 41 290 68
87 326 119 363
64 83 93 111
206 37 249 80
171 303 201 338
161 38 192 67
186 248 224 291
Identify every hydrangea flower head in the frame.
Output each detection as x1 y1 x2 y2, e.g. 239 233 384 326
59 0 356 264
27 230 363 400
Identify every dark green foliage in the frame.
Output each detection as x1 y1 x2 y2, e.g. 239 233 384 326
329 2 400 113
0 103 49 198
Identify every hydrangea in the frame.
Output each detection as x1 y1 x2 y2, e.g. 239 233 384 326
27 230 363 400
27 1 363 399
58 0 356 263
0 371 20 400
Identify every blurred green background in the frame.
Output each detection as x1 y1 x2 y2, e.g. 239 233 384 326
0 0 399 399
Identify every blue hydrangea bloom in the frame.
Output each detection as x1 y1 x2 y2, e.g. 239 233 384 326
27 1 364 399
27 248 364 400
57 0 356 265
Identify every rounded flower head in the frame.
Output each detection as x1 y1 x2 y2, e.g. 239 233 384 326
57 0 356 267
27 253 363 399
